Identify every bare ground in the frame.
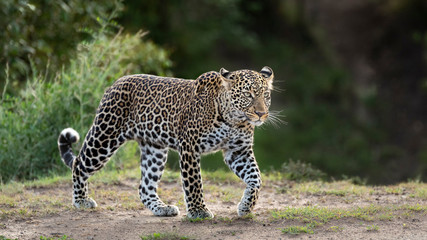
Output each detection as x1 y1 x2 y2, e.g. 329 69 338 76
0 173 426 240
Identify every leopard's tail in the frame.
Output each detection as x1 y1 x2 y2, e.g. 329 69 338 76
58 128 80 169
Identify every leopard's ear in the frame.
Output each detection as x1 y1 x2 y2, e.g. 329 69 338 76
220 68 231 79
260 66 274 90
219 68 235 90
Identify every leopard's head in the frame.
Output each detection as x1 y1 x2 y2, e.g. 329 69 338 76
220 67 274 126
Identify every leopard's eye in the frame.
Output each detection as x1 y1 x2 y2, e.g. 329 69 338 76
264 91 270 98
243 92 253 98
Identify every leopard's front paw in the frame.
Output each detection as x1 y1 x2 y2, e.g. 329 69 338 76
153 205 180 217
187 207 214 219
73 198 97 209
237 187 259 216
237 201 253 217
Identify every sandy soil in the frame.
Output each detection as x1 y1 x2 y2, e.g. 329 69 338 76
1 178 426 240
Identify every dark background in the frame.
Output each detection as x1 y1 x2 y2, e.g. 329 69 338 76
1 0 427 184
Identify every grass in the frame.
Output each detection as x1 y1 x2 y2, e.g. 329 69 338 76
204 184 241 203
366 224 380 232
273 204 427 235
281 225 314 234
328 226 344 232
290 180 371 196
241 213 256 220
202 170 240 184
216 216 234 223
0 166 244 220
0 168 426 238
39 236 74 240
182 215 214 223
0 237 17 240
140 232 191 240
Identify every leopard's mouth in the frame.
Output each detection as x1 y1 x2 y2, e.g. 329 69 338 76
244 113 266 126
249 120 264 126
229 110 266 126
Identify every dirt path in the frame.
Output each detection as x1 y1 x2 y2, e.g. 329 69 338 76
1 175 426 240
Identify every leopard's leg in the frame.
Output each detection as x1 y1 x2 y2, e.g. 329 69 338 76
72 126 125 208
138 142 179 216
179 145 213 219
224 140 261 217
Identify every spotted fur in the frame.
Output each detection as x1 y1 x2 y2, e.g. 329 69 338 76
58 67 274 219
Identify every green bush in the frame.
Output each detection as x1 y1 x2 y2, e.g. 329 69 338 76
0 0 123 92
0 30 172 183
281 159 326 182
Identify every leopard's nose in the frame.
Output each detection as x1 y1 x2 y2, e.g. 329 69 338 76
255 111 267 118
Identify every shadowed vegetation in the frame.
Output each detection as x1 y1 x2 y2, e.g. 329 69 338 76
1 0 427 184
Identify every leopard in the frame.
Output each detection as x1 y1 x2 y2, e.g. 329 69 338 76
58 66 274 219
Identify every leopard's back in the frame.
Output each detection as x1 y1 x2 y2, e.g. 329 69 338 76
95 74 196 148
